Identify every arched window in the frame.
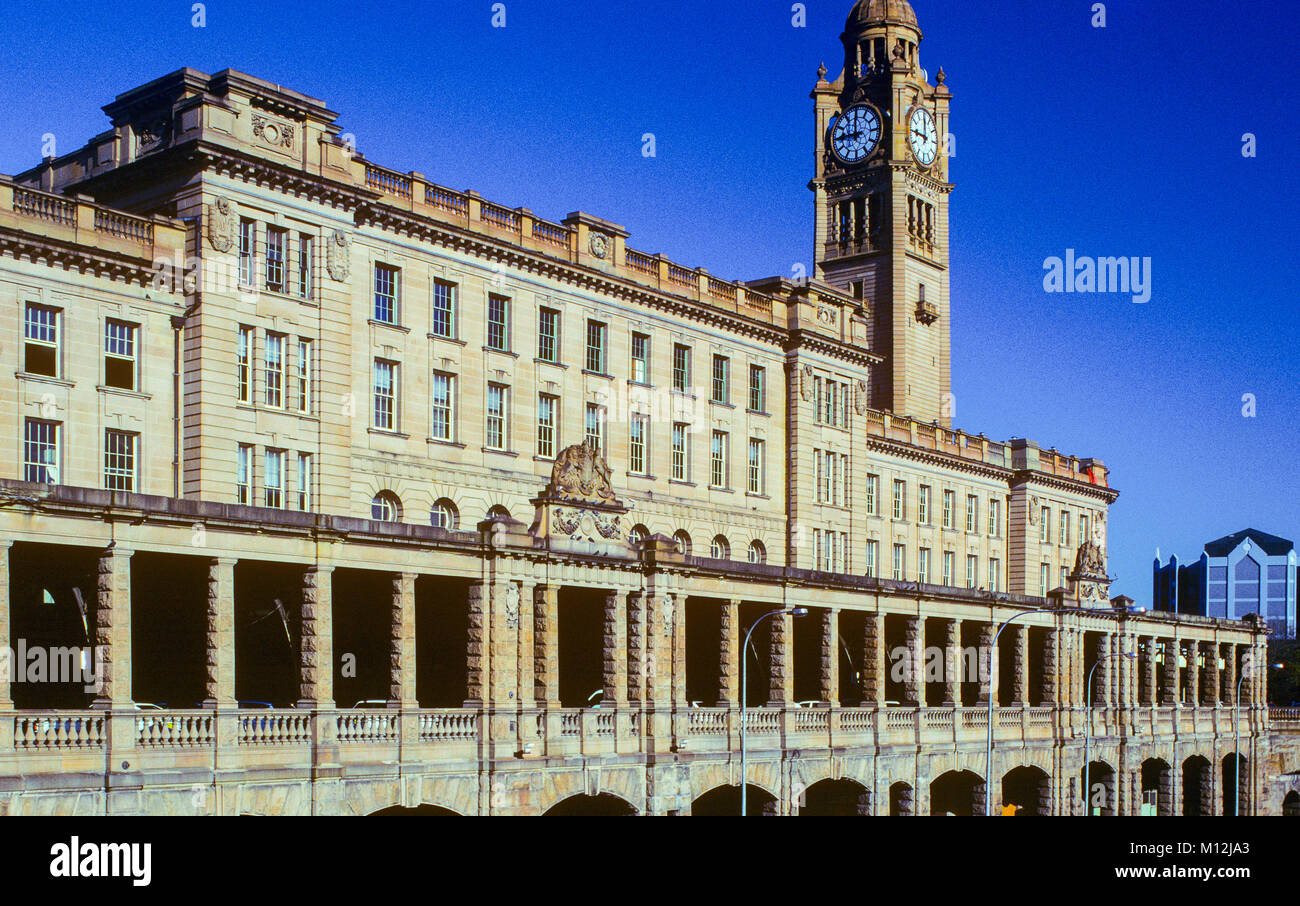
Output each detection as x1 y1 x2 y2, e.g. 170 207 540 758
748 540 767 564
710 535 731 560
628 524 649 547
487 504 512 521
673 530 692 556
431 498 459 530
371 491 402 522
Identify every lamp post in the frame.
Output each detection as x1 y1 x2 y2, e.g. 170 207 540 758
1083 648 1136 816
1234 656 1284 816
740 606 808 816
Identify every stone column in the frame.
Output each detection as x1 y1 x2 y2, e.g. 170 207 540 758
1220 642 1235 705
1182 639 1199 706
645 595 671 706
669 595 687 706
902 616 922 706
389 572 417 707
1041 628 1058 704
516 581 534 708
466 582 489 705
861 612 885 706
93 546 134 708
627 591 647 704
1013 625 1030 706
0 541 10 710
976 622 995 705
1199 641 1217 706
768 608 794 706
533 585 559 707
941 619 959 706
298 565 333 708
819 607 839 706
718 599 739 706
602 590 628 706
203 557 237 708
1143 637 1158 705
1093 633 1111 707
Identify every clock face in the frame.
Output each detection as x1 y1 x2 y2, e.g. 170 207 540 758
830 105 881 164
908 108 938 166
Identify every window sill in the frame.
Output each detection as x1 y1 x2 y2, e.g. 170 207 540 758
670 389 696 400
483 346 518 358
96 384 151 400
15 371 73 388
427 438 465 449
746 408 769 417
368 427 410 439
626 471 656 480
534 358 566 369
369 319 410 334
627 379 654 389
533 454 556 465
745 492 770 500
428 334 466 345
709 486 734 494
482 447 518 457
709 399 734 409
668 479 696 488
582 369 614 380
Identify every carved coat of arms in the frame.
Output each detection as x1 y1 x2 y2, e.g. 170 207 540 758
207 196 237 252
799 364 815 402
326 229 351 281
545 440 617 504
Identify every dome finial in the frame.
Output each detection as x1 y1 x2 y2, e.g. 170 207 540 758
818 61 827 80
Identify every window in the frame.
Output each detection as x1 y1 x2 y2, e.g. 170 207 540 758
816 378 849 427
236 326 252 403
374 263 399 323
432 281 457 339
918 548 931 584
1234 556 1261 610
674 530 692 556
672 344 691 392
942 551 954 586
296 453 312 511
431 498 458 530
371 491 402 522
537 307 558 361
535 393 557 459
1208 565 1228 605
585 320 607 373
486 383 508 450
942 490 955 529
748 540 766 564
671 423 688 481
238 219 254 285
1060 566 1070 589
747 438 764 494
23 303 59 377
918 485 931 525
748 365 766 412
966 495 978 533
866 474 879 515
710 430 728 488
989 558 1001 592
23 418 59 484
1060 510 1071 546
892 480 906 520
103 430 136 491
711 354 729 404
103 319 137 390
629 414 648 474
1040 563 1051 596
264 332 285 408
864 540 878 578
966 555 978 589
1040 506 1051 543
236 443 253 504
264 448 285 508
295 339 312 413
584 403 604 454
988 499 1002 537
1079 514 1091 545
297 233 313 299
373 359 398 430
711 535 731 560
265 227 286 292
431 372 456 442
631 332 650 384
487 294 510 351
892 544 905 581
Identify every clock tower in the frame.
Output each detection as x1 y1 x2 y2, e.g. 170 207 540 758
811 0 953 425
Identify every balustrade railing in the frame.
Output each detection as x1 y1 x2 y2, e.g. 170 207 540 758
336 710 398 743
480 202 520 232
420 709 477 741
13 712 105 749
531 219 570 248
136 711 213 747
365 165 412 199
625 249 656 275
12 187 75 225
94 208 153 242
238 710 311 746
425 184 469 216
688 708 728 736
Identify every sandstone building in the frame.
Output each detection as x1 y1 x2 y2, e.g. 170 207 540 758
0 0 1276 815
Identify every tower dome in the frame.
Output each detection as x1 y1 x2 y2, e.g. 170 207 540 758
845 0 919 32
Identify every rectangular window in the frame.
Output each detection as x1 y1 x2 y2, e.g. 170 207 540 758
264 332 285 408
236 326 252 403
264 448 285 509
265 227 286 293
374 264 399 324
1079 514 1090 545
671 423 688 481
103 429 136 491
866 474 879 515
864 540 878 578
989 558 1001 593
988 499 1002 537
235 443 253 505
918 485 931 525
486 383 508 450
1061 510 1071 546
585 320 607 373
584 403 604 454
815 451 825 503
966 555 978 589
23 302 59 377
813 530 825 572
1041 563 1051 596
966 495 978 533
672 344 691 393
1040 506 1051 543
892 544 905 581
103 319 137 390
892 480 906 520
748 365 766 412
942 490 955 529
296 452 312 511
711 354 729 404
487 294 510 351
21 418 59 484
918 548 931 584
373 359 397 431
431 281 457 339
295 339 312 413
631 332 650 384
238 219 254 286
537 307 559 361
710 430 728 488
814 377 824 424
431 372 456 442
535 394 556 459
1060 566 1070 589
942 551 954 586
629 414 648 474
747 438 764 494
297 233 313 299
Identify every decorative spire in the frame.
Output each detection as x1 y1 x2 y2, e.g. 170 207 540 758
935 66 946 85
817 61 827 80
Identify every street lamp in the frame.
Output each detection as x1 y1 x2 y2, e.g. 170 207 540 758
740 606 808 816
1234 658 1284 816
1083 648 1137 816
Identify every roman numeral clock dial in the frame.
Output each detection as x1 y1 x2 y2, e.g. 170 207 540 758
908 107 938 166
830 104 881 164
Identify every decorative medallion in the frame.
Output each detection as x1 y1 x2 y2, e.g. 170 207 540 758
816 304 837 324
589 233 609 260
252 113 295 149
326 229 351 282
207 196 237 252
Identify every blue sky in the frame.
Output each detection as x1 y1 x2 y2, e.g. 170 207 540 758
1 0 1296 601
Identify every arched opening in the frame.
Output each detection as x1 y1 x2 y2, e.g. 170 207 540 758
1081 761 1115 816
1001 766 1050 816
628 524 649 547
799 778 870 816
673 530 692 556
1283 791 1300 816
1182 755 1212 816
371 804 460 816
747 540 767 564
430 498 459 530
930 770 985 816
889 781 915 816
1141 758 1174 816
691 784 778 816
543 793 637 816
1222 753 1247 816
710 535 730 560
486 504 512 521
371 490 402 522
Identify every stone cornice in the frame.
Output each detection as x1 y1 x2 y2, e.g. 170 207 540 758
0 227 169 288
864 435 1012 482
1011 468 1121 504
